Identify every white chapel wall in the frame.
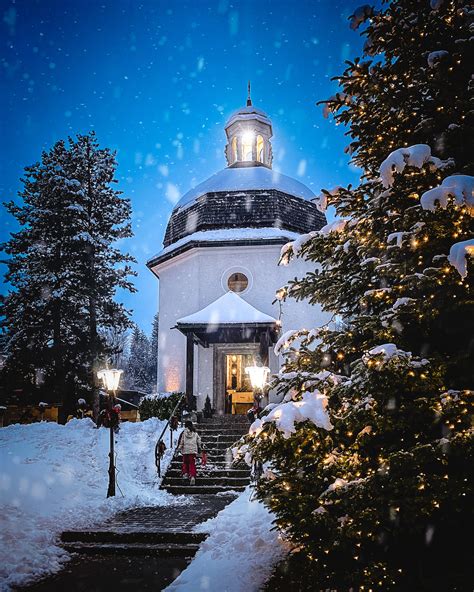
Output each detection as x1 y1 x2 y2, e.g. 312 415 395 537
155 242 331 406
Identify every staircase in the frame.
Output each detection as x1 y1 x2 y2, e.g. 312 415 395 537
161 415 251 495
57 415 251 576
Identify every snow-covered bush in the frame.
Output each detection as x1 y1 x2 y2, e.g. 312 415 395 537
138 391 184 420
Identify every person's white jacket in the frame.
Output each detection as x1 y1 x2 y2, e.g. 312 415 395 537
179 428 202 455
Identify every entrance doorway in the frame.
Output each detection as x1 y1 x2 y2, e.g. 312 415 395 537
213 343 259 415
225 353 254 414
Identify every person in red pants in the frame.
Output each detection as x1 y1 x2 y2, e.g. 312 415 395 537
178 420 202 485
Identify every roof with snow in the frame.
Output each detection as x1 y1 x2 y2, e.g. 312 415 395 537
173 166 316 211
225 105 272 129
147 227 301 269
176 291 277 326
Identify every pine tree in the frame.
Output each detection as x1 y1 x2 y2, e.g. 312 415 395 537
126 325 151 392
244 2 473 589
1 132 135 414
148 312 159 393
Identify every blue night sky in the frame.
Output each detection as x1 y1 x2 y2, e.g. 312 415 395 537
1 0 365 334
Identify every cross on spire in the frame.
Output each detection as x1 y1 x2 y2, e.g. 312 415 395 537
247 80 252 106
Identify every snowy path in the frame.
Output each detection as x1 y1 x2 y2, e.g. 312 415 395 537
1 418 287 592
0 418 176 591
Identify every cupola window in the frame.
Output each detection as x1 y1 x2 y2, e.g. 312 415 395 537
241 131 254 161
232 136 238 163
256 135 264 163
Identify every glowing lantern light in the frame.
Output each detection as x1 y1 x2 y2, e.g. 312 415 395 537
97 368 123 392
245 365 270 390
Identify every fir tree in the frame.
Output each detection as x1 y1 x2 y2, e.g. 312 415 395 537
1 132 135 414
244 2 473 590
126 325 151 392
148 312 159 393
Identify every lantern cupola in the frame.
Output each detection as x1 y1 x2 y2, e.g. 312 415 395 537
224 82 273 168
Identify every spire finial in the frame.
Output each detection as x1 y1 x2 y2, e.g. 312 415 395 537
246 80 252 106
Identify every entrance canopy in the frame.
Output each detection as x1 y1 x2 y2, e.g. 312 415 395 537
175 291 278 345
175 292 279 409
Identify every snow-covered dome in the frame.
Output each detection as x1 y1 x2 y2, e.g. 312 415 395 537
161 89 326 249
174 166 316 211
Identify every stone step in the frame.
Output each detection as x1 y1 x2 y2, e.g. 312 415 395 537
165 469 250 478
162 485 245 495
170 458 244 466
199 418 249 425
199 441 240 450
199 433 243 441
62 541 200 557
163 477 250 487
174 451 232 459
61 530 207 545
197 427 249 433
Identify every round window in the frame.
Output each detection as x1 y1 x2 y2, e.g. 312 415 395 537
227 272 249 293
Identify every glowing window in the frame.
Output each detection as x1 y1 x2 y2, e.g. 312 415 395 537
227 272 249 293
241 131 254 161
256 135 264 162
232 137 238 162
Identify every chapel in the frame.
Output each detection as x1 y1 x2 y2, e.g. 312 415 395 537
147 87 329 414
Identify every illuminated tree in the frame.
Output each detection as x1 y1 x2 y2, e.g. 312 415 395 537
243 1 473 589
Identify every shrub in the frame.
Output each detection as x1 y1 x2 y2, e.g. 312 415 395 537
139 391 184 421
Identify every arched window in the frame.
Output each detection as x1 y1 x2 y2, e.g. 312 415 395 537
241 131 254 161
232 137 238 163
256 135 264 163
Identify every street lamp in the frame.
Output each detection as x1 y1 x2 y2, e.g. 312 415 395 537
245 364 270 413
97 368 123 498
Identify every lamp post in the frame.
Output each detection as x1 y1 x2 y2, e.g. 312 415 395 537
97 368 123 498
245 364 270 412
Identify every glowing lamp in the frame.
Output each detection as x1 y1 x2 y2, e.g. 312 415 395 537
245 365 270 391
97 368 123 392
241 131 255 144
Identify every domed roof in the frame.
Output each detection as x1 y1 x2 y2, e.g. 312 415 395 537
226 105 272 128
173 166 316 211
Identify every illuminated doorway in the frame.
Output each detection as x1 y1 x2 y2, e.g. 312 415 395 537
225 353 254 414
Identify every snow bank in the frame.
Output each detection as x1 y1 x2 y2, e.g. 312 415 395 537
420 175 474 216
0 418 176 591
379 144 447 188
165 488 287 592
448 239 474 278
262 390 333 437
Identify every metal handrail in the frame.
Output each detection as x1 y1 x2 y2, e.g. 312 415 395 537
155 393 186 477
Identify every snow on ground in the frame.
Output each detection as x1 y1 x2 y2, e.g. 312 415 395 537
165 487 288 592
0 418 178 591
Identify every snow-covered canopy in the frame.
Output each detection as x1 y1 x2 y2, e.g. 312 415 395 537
176 291 277 326
173 166 316 210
